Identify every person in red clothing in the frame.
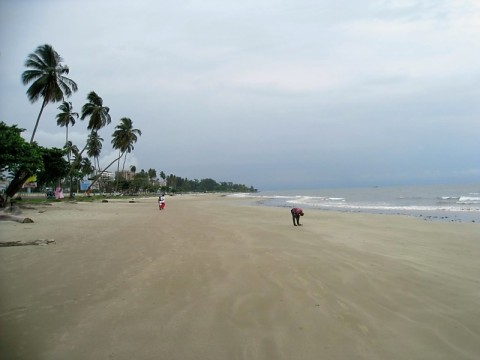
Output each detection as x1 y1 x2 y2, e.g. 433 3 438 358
291 207 304 226
158 194 166 210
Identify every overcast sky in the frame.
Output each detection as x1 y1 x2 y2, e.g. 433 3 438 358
1 0 479 190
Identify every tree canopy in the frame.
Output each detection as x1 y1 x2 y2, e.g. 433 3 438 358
0 122 43 176
2 43 257 207
22 44 78 143
36 147 69 188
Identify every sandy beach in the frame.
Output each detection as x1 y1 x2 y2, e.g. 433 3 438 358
1 195 479 360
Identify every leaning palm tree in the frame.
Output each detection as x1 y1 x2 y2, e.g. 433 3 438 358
64 91 111 197
56 101 78 163
85 118 141 193
81 91 111 131
22 44 78 143
111 117 142 191
4 44 78 204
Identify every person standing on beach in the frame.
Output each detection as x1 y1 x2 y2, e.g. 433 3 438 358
158 194 166 210
291 207 304 226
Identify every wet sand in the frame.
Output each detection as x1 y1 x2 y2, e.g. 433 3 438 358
1 195 479 359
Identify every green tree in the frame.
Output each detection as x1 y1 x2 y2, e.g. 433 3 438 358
4 45 78 204
199 178 217 192
64 92 110 197
86 132 103 169
81 91 111 131
56 101 78 162
36 147 69 189
166 174 178 192
0 122 43 176
22 44 78 143
132 170 150 193
148 168 157 180
86 118 141 193
111 117 142 191
0 122 44 206
86 131 104 191
79 158 94 177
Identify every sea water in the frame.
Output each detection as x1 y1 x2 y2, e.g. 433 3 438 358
228 183 480 223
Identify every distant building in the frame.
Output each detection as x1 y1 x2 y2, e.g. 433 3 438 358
115 170 134 181
89 170 114 182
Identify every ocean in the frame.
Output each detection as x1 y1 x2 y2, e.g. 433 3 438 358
228 183 480 223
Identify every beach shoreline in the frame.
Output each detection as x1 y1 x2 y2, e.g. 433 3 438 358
233 183 480 224
1 195 479 359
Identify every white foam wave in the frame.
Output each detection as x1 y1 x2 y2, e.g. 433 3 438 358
227 193 252 198
457 196 480 204
314 203 479 212
284 196 479 212
227 193 300 200
286 196 345 206
228 191 480 214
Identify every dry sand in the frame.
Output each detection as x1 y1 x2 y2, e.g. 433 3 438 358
1 195 479 360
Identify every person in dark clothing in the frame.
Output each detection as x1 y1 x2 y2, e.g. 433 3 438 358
291 207 304 226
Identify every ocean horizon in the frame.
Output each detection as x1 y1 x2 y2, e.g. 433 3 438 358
229 183 480 223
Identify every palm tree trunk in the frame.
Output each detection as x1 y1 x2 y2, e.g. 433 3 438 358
2 170 31 207
95 157 104 192
66 142 89 198
115 150 121 192
87 152 124 193
122 153 128 175
66 125 70 163
30 98 48 143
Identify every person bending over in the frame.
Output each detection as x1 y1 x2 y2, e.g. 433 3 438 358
291 207 304 226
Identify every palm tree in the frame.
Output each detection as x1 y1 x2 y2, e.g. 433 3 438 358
79 158 94 178
22 44 78 143
85 118 141 193
56 101 78 163
111 117 142 191
86 131 104 191
78 158 94 194
81 91 111 131
86 131 104 172
63 91 111 197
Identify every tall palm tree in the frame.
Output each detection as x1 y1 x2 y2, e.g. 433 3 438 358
86 131 104 191
86 131 104 171
81 91 111 131
56 101 78 163
111 117 142 191
22 44 78 143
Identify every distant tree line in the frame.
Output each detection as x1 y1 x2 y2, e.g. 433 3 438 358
1 122 257 198
0 44 256 206
114 168 257 194
0 44 142 206
164 175 256 193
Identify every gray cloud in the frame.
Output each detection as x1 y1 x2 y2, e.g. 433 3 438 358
1 0 479 190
